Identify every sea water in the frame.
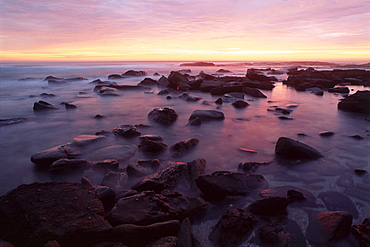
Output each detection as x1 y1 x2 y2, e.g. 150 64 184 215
0 61 369 230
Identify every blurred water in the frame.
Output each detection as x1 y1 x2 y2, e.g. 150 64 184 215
0 61 369 227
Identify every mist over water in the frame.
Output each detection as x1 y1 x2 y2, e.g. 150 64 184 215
1 61 369 227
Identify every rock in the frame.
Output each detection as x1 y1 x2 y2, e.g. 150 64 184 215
244 87 267 98
157 89 170 95
92 145 137 162
111 220 180 247
217 69 232 73
33 100 57 110
256 218 307 247
246 196 289 216
232 100 249 108
177 218 192 247
113 125 141 138
148 108 178 124
336 173 355 188
198 71 216 81
94 114 105 119
275 137 323 161
158 76 170 87
81 177 94 187
318 191 359 218
349 134 364 140
215 98 223 104
278 116 294 120
195 172 267 199
210 85 244 96
96 86 120 96
338 90 370 114
139 139 168 153
122 70 148 77
49 158 91 171
0 182 111 247
189 110 225 121
199 80 223 92
138 78 157 86
93 242 126 247
238 161 270 173
69 134 106 147
101 171 128 192
138 159 161 169
287 189 307 203
0 118 27 126
352 218 370 247
319 131 335 136
168 71 191 90
93 159 119 171
43 240 61 247
180 62 215 66
354 168 367 175
209 208 257 247
30 144 70 166
94 185 116 211
170 138 199 157
126 162 152 177
188 117 202 126
108 74 123 79
306 87 324 96
147 236 178 247
139 135 164 141
105 190 207 226
246 69 277 82
328 86 350 93
179 92 202 102
132 158 206 193
306 211 353 245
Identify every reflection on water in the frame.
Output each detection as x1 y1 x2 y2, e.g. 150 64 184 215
0 62 369 227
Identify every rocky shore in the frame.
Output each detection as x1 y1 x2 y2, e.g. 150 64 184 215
1 66 370 247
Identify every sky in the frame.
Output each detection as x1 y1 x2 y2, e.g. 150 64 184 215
0 0 369 62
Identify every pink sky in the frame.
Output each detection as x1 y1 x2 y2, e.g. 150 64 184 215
1 0 369 61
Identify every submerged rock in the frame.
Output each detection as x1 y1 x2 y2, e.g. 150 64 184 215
0 118 27 126
170 138 199 157
209 208 257 247
49 158 91 171
33 100 57 110
148 108 178 124
275 137 323 161
101 171 128 192
246 196 289 216
352 218 370 247
113 125 141 138
188 110 225 121
0 182 111 247
318 191 359 218
139 139 168 153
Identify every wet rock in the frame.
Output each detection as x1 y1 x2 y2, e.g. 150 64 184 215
179 92 202 102
319 131 335 136
199 80 223 92
349 134 364 140
195 172 267 199
306 87 324 96
108 74 123 79
338 90 370 114
238 161 270 173
138 159 161 169
354 168 367 175
318 191 359 218
126 162 152 177
158 76 170 87
180 62 215 66
31 144 71 166
70 134 106 147
178 218 192 247
275 137 323 161
232 100 249 108
113 125 141 138
170 138 199 157
147 236 178 247
0 182 111 247
0 118 27 126
210 85 244 96
352 218 370 247
93 159 119 171
168 71 191 90
43 240 61 247
132 158 206 193
122 70 148 77
138 77 157 86
49 158 91 171
287 189 307 203
139 134 164 141
256 218 307 247
306 211 353 245
215 98 223 104
278 116 294 120
94 114 105 119
139 139 168 153
328 86 350 93
101 171 128 192
246 68 277 82
111 220 179 247
96 86 120 96
209 208 257 247
217 69 232 73
148 108 178 124
94 185 116 211
106 190 207 226
33 100 57 110
93 242 126 247
81 177 94 187
91 145 137 162
244 87 267 98
189 110 225 121
246 196 289 216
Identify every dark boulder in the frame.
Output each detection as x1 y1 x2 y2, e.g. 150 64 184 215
170 138 199 157
238 161 271 174
195 171 267 198
93 159 119 171
179 92 202 102
189 110 225 121
256 218 307 247
168 71 191 90
101 171 128 192
210 85 244 96
232 100 249 109
199 80 223 92
318 191 359 218
328 86 350 93
139 135 164 141
113 125 141 138
198 71 216 81
177 218 192 247
139 139 168 153
33 100 57 111
126 162 152 177
338 90 370 114
246 196 289 216
246 68 277 82
209 208 257 247
148 108 178 124
0 182 111 247
158 76 170 87
306 211 353 245
122 70 148 77
108 74 123 79
63 102 77 109
244 87 267 98
30 144 71 166
138 78 157 86
352 218 370 247
275 137 323 161
49 158 91 171
105 190 207 226
146 236 178 247
94 185 116 211
132 158 206 193
319 130 335 136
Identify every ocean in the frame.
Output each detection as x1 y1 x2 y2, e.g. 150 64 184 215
0 61 369 233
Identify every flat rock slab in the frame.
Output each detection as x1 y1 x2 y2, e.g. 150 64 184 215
189 110 225 121
318 191 359 218
0 182 111 247
106 190 207 226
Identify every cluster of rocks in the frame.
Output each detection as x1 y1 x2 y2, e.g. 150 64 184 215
1 127 369 246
